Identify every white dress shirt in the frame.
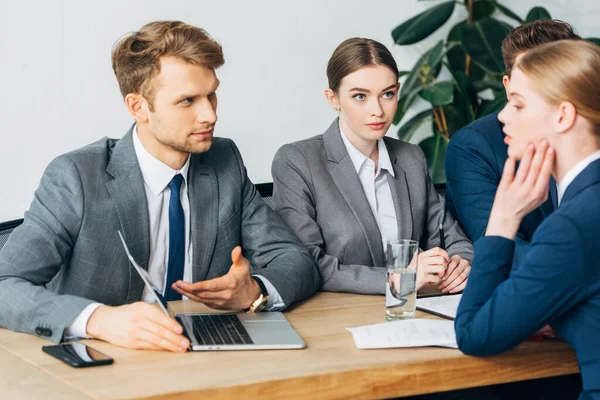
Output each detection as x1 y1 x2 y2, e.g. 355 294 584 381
65 127 282 338
339 125 398 250
557 150 600 206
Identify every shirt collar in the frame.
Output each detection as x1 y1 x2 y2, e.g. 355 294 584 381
133 125 191 197
557 149 600 206
339 123 395 177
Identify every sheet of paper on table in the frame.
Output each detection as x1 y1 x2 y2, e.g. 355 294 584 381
416 294 462 320
346 319 458 349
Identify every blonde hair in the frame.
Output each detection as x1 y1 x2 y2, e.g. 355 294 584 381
515 40 600 136
111 21 224 110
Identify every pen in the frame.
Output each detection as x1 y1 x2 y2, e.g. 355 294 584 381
438 222 445 250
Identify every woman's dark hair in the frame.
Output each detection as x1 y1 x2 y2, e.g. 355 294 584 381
326 38 399 92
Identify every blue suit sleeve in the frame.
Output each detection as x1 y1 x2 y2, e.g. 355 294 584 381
445 127 532 266
445 127 499 240
455 215 587 356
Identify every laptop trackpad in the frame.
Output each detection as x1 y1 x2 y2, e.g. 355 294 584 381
238 312 305 347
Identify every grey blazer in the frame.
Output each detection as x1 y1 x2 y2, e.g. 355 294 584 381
272 119 473 295
0 127 319 343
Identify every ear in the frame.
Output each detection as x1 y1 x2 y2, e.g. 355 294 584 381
555 101 577 133
125 93 149 123
324 88 340 111
502 75 510 98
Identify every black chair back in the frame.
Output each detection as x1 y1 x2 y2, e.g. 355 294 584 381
255 183 275 210
0 219 24 252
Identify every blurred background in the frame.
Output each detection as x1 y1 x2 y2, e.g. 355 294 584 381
0 0 598 220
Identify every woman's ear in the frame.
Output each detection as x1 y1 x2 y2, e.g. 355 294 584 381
556 101 577 133
324 88 340 111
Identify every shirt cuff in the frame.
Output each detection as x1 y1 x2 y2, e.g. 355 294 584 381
64 303 103 340
252 275 285 311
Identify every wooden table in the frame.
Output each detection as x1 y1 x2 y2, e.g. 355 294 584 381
0 292 579 399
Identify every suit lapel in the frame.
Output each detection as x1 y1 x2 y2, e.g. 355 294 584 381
560 158 600 206
106 126 150 303
188 155 218 282
323 120 385 268
385 140 413 241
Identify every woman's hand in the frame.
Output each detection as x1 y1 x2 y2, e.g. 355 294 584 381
439 255 471 293
486 140 554 240
416 247 449 290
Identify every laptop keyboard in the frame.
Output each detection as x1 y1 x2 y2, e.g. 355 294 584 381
184 314 254 345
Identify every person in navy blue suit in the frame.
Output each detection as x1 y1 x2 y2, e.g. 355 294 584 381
445 20 580 265
455 39 600 399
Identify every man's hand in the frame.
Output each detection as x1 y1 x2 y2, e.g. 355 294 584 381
416 247 449 290
172 246 261 310
438 254 471 293
86 303 189 352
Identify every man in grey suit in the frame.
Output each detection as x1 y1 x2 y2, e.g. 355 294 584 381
0 21 319 352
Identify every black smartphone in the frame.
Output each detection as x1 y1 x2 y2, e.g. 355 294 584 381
42 342 114 368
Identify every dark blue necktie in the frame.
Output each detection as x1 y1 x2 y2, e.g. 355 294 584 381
163 174 185 302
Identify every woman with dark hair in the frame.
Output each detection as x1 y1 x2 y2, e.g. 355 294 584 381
271 38 473 295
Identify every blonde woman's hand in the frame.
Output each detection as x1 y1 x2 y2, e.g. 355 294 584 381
486 140 554 240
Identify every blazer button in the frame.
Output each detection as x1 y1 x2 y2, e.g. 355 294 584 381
43 328 53 337
35 327 43 335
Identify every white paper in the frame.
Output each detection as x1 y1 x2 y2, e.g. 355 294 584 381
346 319 458 349
416 294 462 320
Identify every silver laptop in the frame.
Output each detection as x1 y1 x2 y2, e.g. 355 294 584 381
117 231 305 351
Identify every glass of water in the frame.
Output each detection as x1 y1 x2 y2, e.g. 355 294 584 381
385 239 419 321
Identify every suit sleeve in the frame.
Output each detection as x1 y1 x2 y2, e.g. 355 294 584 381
445 127 530 261
418 146 474 261
227 140 320 308
0 156 95 343
272 144 386 295
455 215 587 356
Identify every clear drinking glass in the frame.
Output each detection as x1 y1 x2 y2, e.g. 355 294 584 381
385 239 419 321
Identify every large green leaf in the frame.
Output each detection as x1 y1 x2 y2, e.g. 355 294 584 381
446 21 486 81
586 38 600 46
525 7 551 23
472 0 496 21
419 133 449 184
397 110 433 142
494 2 524 24
478 95 507 118
400 49 442 98
438 66 476 135
392 1 455 45
426 40 445 69
460 17 511 73
394 86 424 125
450 70 476 118
420 81 454 106
472 80 504 92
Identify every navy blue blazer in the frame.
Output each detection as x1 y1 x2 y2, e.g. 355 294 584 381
455 159 600 399
445 112 554 265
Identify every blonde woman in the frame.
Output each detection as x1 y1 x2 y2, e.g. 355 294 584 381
455 40 600 398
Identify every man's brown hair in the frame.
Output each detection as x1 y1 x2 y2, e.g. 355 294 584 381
111 20 224 110
501 19 580 75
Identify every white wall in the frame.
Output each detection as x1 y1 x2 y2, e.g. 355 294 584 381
0 0 598 221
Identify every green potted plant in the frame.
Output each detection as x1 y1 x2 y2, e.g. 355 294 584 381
392 0 598 183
